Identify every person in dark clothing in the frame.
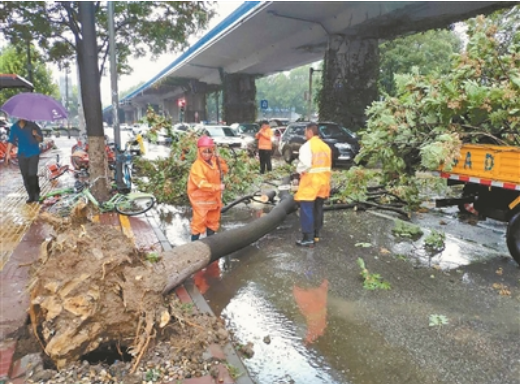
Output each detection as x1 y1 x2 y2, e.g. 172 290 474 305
5 119 43 203
255 120 273 174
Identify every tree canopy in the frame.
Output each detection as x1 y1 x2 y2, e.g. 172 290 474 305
378 28 463 96
0 1 216 78
0 44 59 107
357 6 519 182
255 65 321 119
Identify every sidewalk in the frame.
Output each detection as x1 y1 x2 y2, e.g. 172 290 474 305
0 160 254 384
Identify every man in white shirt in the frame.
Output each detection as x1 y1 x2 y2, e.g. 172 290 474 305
294 123 332 247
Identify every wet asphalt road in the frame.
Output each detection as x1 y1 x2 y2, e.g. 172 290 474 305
48 134 519 384
156 181 519 384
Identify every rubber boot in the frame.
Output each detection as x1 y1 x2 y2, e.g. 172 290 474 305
314 231 320 243
296 233 315 248
206 229 216 237
191 234 200 242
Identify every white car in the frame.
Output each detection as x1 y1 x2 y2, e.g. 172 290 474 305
199 125 243 148
132 124 149 135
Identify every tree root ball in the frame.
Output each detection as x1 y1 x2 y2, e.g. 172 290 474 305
29 215 167 370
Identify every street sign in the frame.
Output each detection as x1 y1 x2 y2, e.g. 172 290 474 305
260 99 268 110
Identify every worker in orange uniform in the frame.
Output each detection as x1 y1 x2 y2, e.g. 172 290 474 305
293 279 329 344
187 136 228 241
294 122 332 247
255 120 273 174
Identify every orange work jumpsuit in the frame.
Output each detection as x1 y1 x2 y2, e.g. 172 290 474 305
294 136 332 202
255 127 273 150
293 279 329 344
187 149 229 235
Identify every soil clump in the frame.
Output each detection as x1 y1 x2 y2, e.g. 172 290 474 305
22 209 234 382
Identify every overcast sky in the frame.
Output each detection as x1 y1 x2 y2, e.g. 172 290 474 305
55 1 243 106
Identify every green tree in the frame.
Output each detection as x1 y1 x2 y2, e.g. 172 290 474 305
378 29 463 97
0 2 216 78
63 84 79 122
356 7 519 198
0 44 59 106
0 1 215 199
256 64 321 119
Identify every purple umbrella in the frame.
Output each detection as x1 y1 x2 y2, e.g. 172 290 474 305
0 92 67 121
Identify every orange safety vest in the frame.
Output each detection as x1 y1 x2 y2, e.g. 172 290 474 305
255 127 273 150
294 136 331 201
293 279 329 344
187 150 229 210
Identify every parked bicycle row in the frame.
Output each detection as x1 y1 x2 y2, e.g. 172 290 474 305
40 131 154 217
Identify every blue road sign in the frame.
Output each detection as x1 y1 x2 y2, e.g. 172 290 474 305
260 100 268 110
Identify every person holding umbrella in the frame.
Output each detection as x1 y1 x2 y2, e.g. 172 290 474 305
1 92 68 203
5 119 43 203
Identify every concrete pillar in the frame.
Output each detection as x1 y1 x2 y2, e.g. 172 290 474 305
222 73 256 125
185 92 206 123
318 36 379 130
163 99 178 120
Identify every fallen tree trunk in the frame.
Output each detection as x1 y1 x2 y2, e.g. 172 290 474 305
161 180 297 294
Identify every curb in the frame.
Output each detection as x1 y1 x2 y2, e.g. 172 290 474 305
0 213 254 384
144 214 255 384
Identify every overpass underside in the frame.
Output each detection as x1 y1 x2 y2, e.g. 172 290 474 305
111 1 514 128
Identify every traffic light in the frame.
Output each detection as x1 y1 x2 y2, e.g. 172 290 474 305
178 98 186 112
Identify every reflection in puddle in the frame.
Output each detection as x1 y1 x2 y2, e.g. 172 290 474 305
222 285 344 384
154 195 518 384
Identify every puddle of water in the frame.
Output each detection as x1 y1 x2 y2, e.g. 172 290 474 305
149 165 518 384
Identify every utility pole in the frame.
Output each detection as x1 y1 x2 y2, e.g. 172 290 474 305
76 64 86 133
65 62 70 128
307 67 313 121
108 1 124 188
26 40 33 85
215 91 220 122
308 67 321 121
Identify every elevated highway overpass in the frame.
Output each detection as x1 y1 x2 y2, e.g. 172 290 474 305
108 1 515 127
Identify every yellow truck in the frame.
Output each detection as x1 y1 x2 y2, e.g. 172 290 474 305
436 144 520 263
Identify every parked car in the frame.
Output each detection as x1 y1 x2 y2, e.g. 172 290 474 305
173 123 192 133
230 123 259 156
271 127 287 155
268 118 290 128
230 122 259 136
199 125 243 149
278 121 360 166
239 123 285 157
146 128 174 145
131 124 150 135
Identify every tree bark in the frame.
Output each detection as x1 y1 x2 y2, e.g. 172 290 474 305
77 2 110 200
161 181 297 294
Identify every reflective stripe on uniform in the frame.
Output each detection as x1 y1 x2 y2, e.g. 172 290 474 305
309 167 331 173
194 200 218 205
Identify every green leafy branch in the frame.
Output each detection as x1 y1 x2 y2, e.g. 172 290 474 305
429 314 449 327
424 230 446 251
357 258 391 291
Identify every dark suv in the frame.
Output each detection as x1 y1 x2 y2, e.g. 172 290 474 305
278 122 361 166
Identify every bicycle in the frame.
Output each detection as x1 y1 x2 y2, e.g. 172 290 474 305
112 132 145 192
44 154 72 180
45 176 156 217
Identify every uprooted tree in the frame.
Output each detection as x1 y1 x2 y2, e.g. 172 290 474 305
31 210 235 373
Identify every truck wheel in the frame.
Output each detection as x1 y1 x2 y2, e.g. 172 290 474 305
506 211 520 264
283 148 293 164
